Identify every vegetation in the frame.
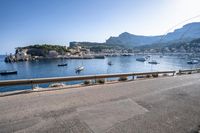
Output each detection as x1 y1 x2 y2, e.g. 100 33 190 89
188 72 192 74
119 76 128 81
96 79 105 84
16 44 68 57
135 38 200 53
146 74 152 78
84 80 91 85
152 73 159 78
69 42 125 52
162 73 168 76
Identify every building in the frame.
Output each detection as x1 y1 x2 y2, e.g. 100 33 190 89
48 50 58 58
16 49 29 61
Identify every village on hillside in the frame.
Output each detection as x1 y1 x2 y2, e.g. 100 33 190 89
4 37 200 63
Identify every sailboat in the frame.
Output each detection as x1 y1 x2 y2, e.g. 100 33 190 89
75 66 84 71
75 55 84 73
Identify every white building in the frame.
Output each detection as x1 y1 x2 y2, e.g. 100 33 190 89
48 50 58 58
16 49 29 61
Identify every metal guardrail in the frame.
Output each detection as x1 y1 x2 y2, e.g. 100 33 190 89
178 68 200 74
0 71 176 88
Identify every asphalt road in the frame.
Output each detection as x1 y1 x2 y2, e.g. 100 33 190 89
0 74 200 133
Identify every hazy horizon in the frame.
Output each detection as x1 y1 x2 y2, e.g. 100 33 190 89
1 0 200 54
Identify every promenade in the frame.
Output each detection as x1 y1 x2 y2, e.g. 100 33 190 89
0 74 200 133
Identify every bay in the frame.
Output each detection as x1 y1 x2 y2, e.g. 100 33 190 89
0 55 199 92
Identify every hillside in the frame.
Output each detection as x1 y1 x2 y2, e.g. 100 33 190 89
106 22 200 47
166 38 200 53
69 42 125 52
16 44 68 57
136 38 200 53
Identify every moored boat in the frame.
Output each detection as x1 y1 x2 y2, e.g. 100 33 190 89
121 53 132 56
136 57 146 62
148 60 159 65
187 60 198 64
75 66 84 72
58 63 68 67
0 70 17 75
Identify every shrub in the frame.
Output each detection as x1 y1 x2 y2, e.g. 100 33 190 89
152 73 159 78
84 80 91 85
188 72 192 74
119 76 128 81
146 74 152 78
136 76 145 79
96 79 105 84
162 73 168 76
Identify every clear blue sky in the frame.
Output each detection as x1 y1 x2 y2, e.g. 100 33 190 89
1 0 200 54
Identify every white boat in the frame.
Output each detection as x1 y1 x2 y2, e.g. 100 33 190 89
57 63 67 67
187 60 198 64
148 60 159 64
75 66 84 71
136 57 146 62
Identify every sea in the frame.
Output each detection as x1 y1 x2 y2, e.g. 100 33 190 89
0 55 199 92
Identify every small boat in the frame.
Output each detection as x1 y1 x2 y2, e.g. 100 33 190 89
187 60 198 64
121 53 131 56
75 66 84 72
108 61 113 66
94 55 105 59
0 70 17 75
145 55 151 59
136 57 146 62
57 63 68 67
148 60 159 65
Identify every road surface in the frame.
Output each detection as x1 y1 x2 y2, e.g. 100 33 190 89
0 74 200 133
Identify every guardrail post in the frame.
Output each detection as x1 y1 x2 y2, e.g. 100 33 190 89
94 75 97 84
31 81 34 90
172 72 175 76
132 75 135 80
178 70 181 75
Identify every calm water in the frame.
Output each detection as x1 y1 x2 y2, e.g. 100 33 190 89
0 55 199 92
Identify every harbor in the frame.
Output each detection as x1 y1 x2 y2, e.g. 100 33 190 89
1 55 200 92
1 0 200 132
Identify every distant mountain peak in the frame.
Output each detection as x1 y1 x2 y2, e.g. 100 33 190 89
106 22 200 47
120 32 131 35
183 22 200 27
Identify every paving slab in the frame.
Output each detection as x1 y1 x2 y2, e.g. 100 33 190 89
77 98 148 133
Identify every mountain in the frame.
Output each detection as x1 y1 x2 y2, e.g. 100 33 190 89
106 22 200 47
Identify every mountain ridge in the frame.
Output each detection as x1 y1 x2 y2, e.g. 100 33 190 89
106 22 200 47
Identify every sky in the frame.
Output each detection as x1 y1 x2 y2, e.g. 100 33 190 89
1 0 200 54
